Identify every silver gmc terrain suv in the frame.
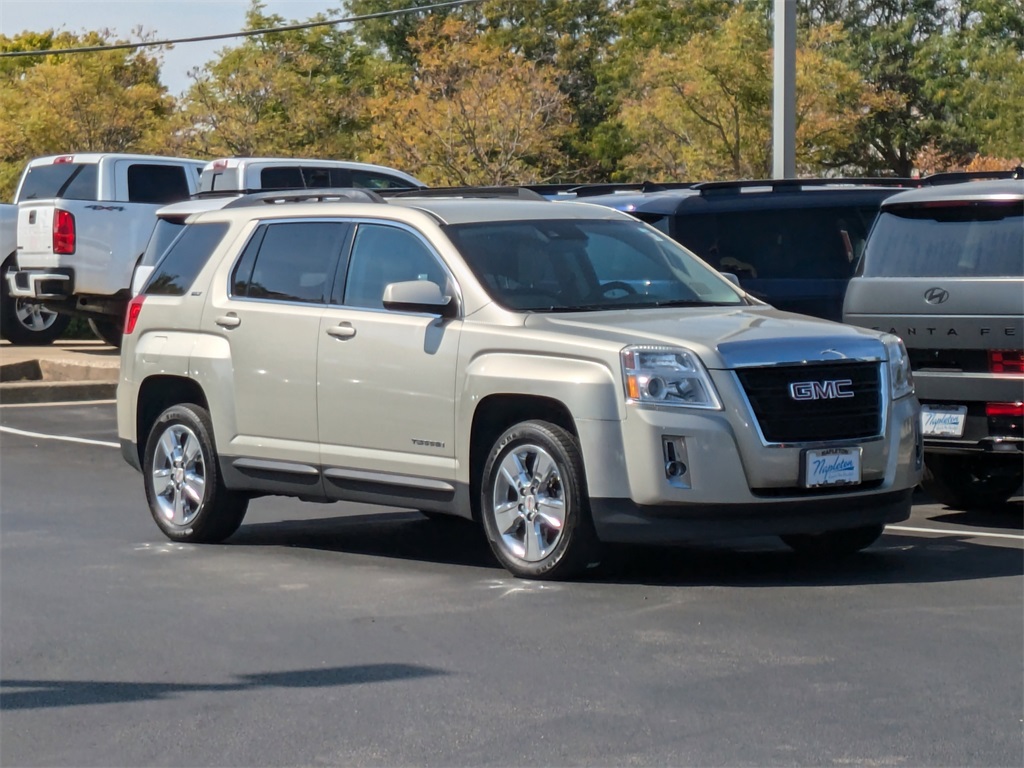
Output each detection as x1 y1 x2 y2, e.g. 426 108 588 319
118 188 922 579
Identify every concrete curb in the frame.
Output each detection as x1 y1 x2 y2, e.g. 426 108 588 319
0 380 118 404
1 341 120 404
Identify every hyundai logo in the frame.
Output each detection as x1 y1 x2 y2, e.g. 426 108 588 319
789 380 855 401
924 287 949 304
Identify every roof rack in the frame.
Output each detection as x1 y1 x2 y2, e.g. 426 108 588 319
223 188 386 208
564 181 697 198
689 177 916 196
920 167 1024 186
382 186 548 201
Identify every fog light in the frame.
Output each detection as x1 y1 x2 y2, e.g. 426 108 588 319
662 436 691 489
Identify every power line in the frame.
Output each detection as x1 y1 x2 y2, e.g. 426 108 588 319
0 0 485 59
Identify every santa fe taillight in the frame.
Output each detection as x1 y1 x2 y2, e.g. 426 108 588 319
52 209 76 254
988 350 1024 374
124 294 146 335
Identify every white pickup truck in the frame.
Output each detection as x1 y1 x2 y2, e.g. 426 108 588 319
2 153 203 345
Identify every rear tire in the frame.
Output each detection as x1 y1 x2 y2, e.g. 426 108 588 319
781 524 884 558
480 420 600 580
921 454 1023 510
143 403 248 543
87 316 124 348
1 255 71 345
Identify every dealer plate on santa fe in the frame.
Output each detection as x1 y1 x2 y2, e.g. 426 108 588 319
921 404 967 437
803 447 862 488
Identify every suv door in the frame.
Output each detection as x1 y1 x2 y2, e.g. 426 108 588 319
202 219 350 475
317 221 462 503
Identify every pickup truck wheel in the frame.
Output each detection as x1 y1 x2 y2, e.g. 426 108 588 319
480 420 600 580
0 260 71 345
87 317 124 348
781 524 884 558
921 455 1023 510
143 403 248 543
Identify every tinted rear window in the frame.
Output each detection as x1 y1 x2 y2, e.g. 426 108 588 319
144 222 229 296
140 217 188 268
862 202 1024 277
18 163 98 201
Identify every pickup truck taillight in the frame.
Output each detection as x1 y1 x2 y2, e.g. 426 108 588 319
986 402 1024 418
124 295 146 335
52 209 76 254
989 350 1024 374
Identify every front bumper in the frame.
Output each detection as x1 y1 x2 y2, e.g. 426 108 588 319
590 489 912 544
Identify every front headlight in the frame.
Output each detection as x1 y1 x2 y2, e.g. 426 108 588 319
621 346 722 409
884 334 915 399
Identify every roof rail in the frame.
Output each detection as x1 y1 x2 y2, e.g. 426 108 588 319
223 188 386 208
383 186 548 201
690 177 917 196
920 167 1024 186
565 181 697 198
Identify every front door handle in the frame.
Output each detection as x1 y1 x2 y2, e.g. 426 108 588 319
216 313 241 328
326 322 356 339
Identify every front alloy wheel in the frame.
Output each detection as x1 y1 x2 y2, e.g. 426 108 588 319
480 420 599 580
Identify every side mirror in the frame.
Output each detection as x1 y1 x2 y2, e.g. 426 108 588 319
382 280 455 317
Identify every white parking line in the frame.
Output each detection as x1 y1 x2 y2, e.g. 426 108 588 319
0 425 118 449
888 524 1024 542
0 399 116 408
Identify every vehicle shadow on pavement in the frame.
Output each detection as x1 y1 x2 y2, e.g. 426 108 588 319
230 512 1022 588
0 664 447 711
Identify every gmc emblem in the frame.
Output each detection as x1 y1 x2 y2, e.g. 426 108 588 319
789 379 855 401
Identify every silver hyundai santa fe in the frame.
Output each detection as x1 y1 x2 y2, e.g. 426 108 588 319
118 188 922 579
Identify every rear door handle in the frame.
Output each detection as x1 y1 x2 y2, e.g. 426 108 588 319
215 313 241 328
326 322 356 340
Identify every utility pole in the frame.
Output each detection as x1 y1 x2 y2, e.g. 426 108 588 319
773 0 796 178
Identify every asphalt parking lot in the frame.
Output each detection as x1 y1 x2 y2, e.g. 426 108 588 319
1 399 1021 767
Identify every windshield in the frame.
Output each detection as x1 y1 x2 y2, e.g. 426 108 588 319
862 201 1023 277
444 219 745 311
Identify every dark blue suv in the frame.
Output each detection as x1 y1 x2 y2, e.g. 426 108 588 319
567 180 910 321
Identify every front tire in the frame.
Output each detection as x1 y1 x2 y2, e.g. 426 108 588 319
480 420 600 580
781 524 884 558
921 454 1023 510
1 256 71 344
143 403 248 543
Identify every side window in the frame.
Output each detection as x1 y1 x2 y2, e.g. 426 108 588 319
144 223 229 296
260 167 304 189
236 221 349 304
127 165 191 204
230 228 266 296
343 224 446 309
349 170 413 190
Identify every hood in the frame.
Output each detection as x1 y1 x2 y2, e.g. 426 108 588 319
524 305 887 369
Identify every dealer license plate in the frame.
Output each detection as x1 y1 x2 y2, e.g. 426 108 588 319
921 405 967 437
803 447 862 488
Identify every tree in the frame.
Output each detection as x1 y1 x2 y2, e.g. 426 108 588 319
0 30 172 199
615 5 872 180
365 17 571 185
168 2 370 159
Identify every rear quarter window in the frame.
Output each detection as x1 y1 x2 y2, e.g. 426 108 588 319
144 222 229 296
863 202 1024 277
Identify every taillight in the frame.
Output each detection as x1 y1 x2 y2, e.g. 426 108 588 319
989 350 1024 374
124 295 146 335
53 209 76 254
986 402 1024 418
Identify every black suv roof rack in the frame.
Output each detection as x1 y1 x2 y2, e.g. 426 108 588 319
523 181 697 198
689 177 916 196
223 188 387 208
383 186 548 201
920 167 1024 186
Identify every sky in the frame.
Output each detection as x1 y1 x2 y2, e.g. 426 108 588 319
0 1 341 95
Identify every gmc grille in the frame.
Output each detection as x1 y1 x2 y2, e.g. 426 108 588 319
736 362 882 443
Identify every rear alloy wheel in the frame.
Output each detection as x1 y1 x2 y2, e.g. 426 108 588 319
922 454 1023 510
143 403 247 543
0 258 71 344
781 524 884 558
87 316 124 348
480 420 600 580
